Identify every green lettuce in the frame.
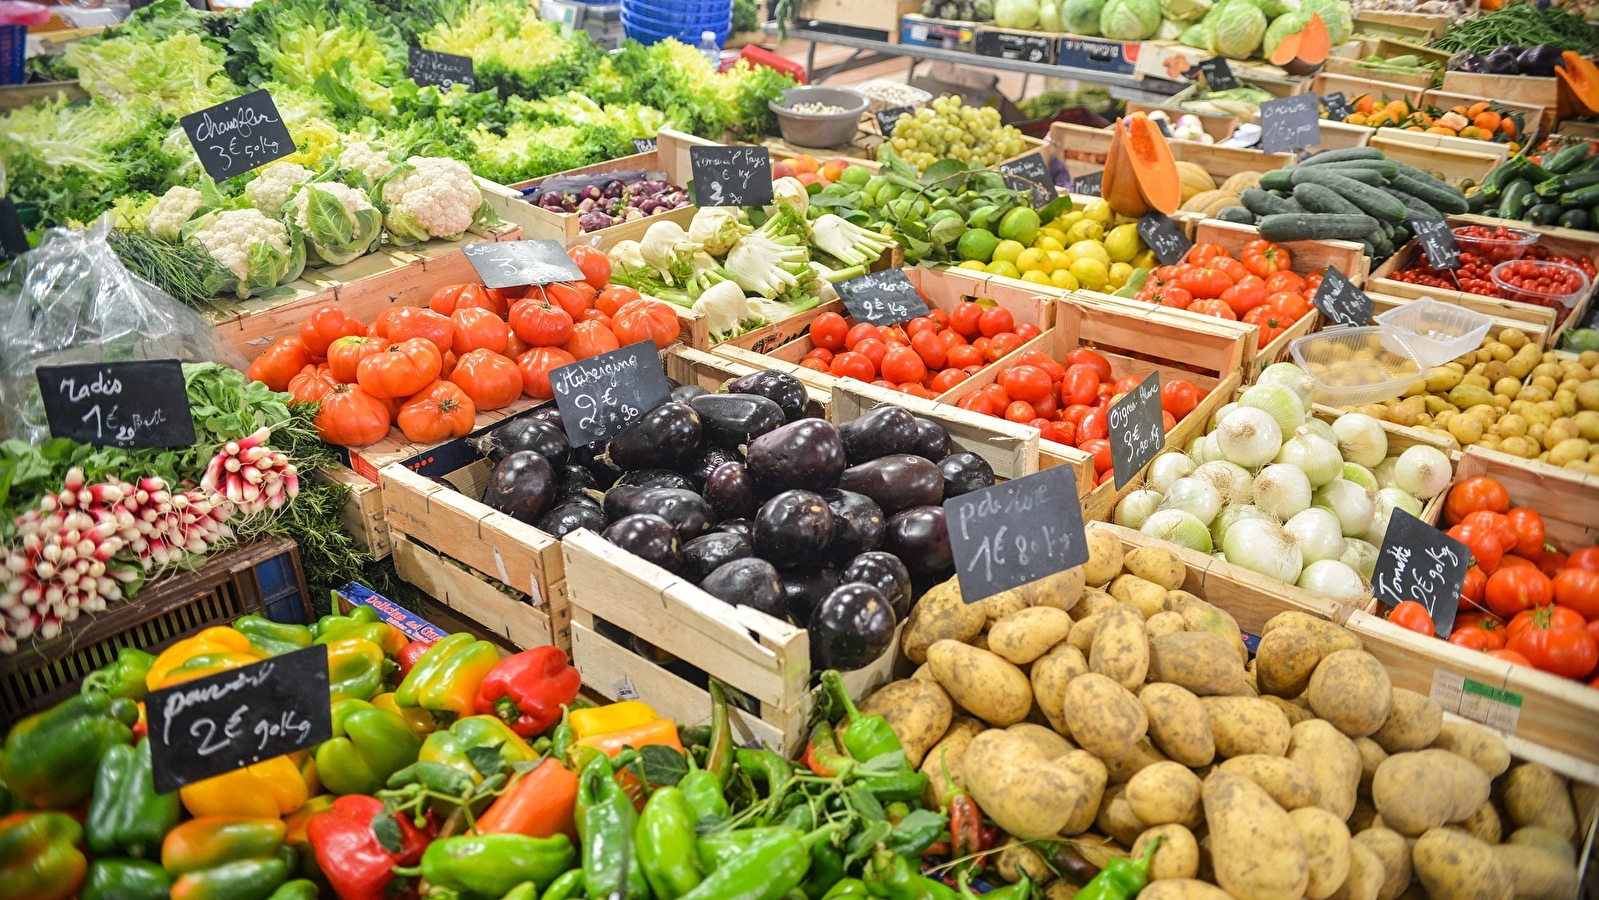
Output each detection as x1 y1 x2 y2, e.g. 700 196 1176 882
1297 0 1349 44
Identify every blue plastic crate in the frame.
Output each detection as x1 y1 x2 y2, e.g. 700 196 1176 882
257 547 311 625
0 26 24 87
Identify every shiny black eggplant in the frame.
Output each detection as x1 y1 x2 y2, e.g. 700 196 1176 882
602 514 681 571
672 384 710 405
723 370 808 423
838 406 919 465
473 417 569 467
634 488 713 542
885 505 952 578
703 461 757 522
536 502 606 540
688 446 744 490
839 551 913 620
837 455 945 515
809 583 895 671
481 451 556 525
779 566 840 626
746 419 846 493
820 489 885 560
615 468 696 492
559 465 599 498
912 418 952 461
679 532 755 584
690 393 785 447
701 558 785 619
606 402 702 471
938 452 995 498
714 518 754 541
753 489 833 566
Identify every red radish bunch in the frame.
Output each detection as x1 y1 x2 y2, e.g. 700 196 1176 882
201 427 299 516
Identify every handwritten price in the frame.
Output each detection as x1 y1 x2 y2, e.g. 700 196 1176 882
573 387 640 436
963 524 1078 583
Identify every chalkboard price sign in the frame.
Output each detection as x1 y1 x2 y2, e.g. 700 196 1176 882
945 465 1089 604
0 198 26 258
998 152 1056 209
1312 264 1373 328
690 146 774 208
874 106 913 136
1372 509 1470 638
37 360 197 449
1410 217 1462 271
146 644 333 794
1071 171 1103 197
1259 94 1322 154
180 89 297 183
551 341 675 446
1194 57 1240 91
1137 212 1193 266
633 137 658 154
462 240 587 290
835 268 931 326
1108 370 1164 489
1323 92 1354 122
408 46 475 91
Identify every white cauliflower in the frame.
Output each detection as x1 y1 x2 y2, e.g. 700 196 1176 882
244 162 312 216
147 186 205 242
289 182 383 266
339 140 393 185
185 208 305 299
379 156 493 245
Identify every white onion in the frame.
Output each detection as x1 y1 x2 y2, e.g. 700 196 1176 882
1332 413 1387 468
1149 453 1195 493
1301 417 1337 447
1114 490 1162 529
1197 432 1225 464
1373 457 1399 490
1275 427 1342 487
1285 508 1347 564
1394 445 1451 500
1377 487 1423 519
1362 506 1392 547
1211 503 1266 548
1211 402 1238 432
1141 509 1214 553
1341 462 1378 491
1193 461 1254 505
1240 383 1305 437
1254 464 1313 521
1186 435 1207 465
1313 479 1376 537
1258 362 1315 410
1341 538 1378 582
1216 407 1282 469
1159 477 1223 526
1296 559 1367 604
1222 517 1303 583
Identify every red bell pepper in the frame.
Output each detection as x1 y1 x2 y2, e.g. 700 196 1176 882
306 795 431 900
397 641 433 680
474 647 581 737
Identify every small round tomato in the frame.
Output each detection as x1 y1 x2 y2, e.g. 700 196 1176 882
449 349 523 410
938 329 969 349
929 368 969 393
1264 270 1306 295
980 383 1011 409
1554 567 1599 620
957 392 995 416
853 337 888 372
950 302 984 338
999 365 1052 403
978 306 1015 337
1162 380 1199 420
517 346 576 400
1484 565 1552 619
881 346 927 385
844 322 880 350
1388 600 1435 636
567 245 611 290
595 285 642 317
905 316 937 339
830 351 875 381
397 380 476 444
1004 400 1036 423
947 344 985 368
1080 438 1112 474
811 312 849 352
804 347 835 365
248 337 315 392
1015 323 1042 341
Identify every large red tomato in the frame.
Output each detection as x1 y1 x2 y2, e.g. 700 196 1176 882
357 338 443 399
450 307 509 356
518 347 576 400
611 299 680 349
568 245 612 291
397 380 477 444
538 282 597 320
1387 600 1435 636
314 382 392 446
1241 239 1291 279
327 335 384 384
1506 605 1599 679
430 283 503 317
1484 565 1552 619
510 300 575 348
287 364 337 404
376 307 454 355
299 306 366 357
1445 476 1510 525
563 320 620 361
1553 567 1599 620
248 337 314 392
449 349 523 411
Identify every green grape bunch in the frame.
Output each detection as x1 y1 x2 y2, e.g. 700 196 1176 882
887 95 1029 171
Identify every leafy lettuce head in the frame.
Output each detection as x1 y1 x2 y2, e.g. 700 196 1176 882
1213 0 1267 58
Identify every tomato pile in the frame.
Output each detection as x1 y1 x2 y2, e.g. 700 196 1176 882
798 302 1044 397
1495 259 1588 298
1386 474 1599 688
246 246 681 447
1390 230 1595 310
1131 240 1320 350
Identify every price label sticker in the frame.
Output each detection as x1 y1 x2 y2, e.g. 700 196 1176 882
181 89 297 183
1138 212 1193 266
1410 217 1462 271
874 106 913 136
1372 509 1470 638
1312 264 1373 327
690 145 774 208
407 46 475 91
1109 371 1164 489
998 152 1056 209
633 137 658 154
944 465 1089 604
1193 56 1239 91
1259 94 1322 154
835 269 931 326
146 644 333 794
1071 171 1103 197
462 240 586 290
551 341 675 446
37 360 196 449
1322 92 1354 122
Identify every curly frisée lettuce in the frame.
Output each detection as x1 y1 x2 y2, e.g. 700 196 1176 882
63 32 239 115
419 0 598 99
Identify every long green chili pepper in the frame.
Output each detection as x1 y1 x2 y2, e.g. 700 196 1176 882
1074 835 1161 900
961 870 1032 900
678 752 730 824
862 847 959 900
705 679 735 788
550 706 576 767
575 752 648 899
540 869 584 900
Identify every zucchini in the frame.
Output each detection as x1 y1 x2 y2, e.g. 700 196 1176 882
1498 179 1535 219
1292 182 1364 216
1290 168 1407 222
1258 169 1295 192
1534 170 1599 196
1298 147 1387 166
1317 159 1402 180
1465 189 1491 214
1257 213 1379 242
1393 225 1411 245
1527 203 1564 226
1559 208 1589 230
1479 156 1525 195
1368 228 1394 260
1560 183 1599 207
1390 189 1444 222
1580 154 1599 173
1216 205 1256 225
1542 143 1590 175
1389 172 1469 214
1241 188 1301 217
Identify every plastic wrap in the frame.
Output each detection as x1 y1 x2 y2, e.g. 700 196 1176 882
0 219 246 442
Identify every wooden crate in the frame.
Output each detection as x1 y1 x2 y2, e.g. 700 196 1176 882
1442 72 1569 134
1372 129 1511 166
1368 133 1505 187
563 528 901 753
829 379 1042 484
1351 11 1457 39
1556 120 1599 140
1366 291 1554 352
381 462 570 650
1312 73 1426 109
1423 91 1548 146
1299 119 1373 155
1324 58 1436 90
320 466 390 559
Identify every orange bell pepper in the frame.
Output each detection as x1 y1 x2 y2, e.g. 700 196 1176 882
179 755 309 819
474 757 579 840
574 717 683 758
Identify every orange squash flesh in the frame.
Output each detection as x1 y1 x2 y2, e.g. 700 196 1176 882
1102 118 1148 217
1270 32 1302 68
1273 13 1328 75
1557 51 1599 116
1125 113 1182 215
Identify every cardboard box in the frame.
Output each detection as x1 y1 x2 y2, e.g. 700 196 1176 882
899 14 978 51
1056 35 1139 76
973 25 1054 64
794 0 920 42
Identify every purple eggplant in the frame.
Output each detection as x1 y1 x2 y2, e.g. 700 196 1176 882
1486 50 1520 75
1518 44 1562 78
1450 51 1487 73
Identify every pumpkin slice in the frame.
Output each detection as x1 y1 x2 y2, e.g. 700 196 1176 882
1124 113 1182 215
1269 31 1302 69
1557 51 1599 116
1272 13 1328 75
1102 118 1148 218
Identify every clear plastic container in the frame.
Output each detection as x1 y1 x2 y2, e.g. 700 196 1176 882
1452 226 1538 264
1490 259 1592 310
1289 326 1425 408
1374 297 1495 368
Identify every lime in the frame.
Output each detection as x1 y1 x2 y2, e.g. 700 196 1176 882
985 260 1022 279
1016 247 1051 273
1070 257 1110 291
956 228 1001 263
1021 269 1054 286
1050 270 1080 290
998 207 1041 247
991 240 1026 265
840 165 872 186
1103 223 1142 264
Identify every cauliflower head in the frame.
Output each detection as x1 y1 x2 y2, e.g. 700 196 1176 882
245 162 313 216
184 208 306 299
147 186 205 242
379 156 492 245
291 181 383 267
339 140 393 186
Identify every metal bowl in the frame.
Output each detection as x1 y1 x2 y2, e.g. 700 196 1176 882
768 86 869 149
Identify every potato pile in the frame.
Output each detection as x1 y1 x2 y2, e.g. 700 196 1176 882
865 525 1588 900
1354 330 1599 473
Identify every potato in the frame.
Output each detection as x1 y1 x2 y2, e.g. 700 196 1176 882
1371 750 1488 836
1139 880 1238 900
1412 828 1513 900
1149 632 1246 696
919 716 984 807
1180 602 1247 662
926 640 1032 726
1102 738 1172 785
1054 748 1109 835
988 607 1073 665
1461 801 1502 845
1328 842 1384 900
983 588 1029 624
1492 844 1579 900
1031 643 1088 735
1125 760 1203 828
1369 689 1442 753
1256 626 1323 698
1293 806 1353 900
1219 755 1320 810
1147 611 1187 637
1021 565 1085 612
1068 612 1104 654
1202 696 1291 758
1430 721 1510 778
995 840 1053 885
1043 882 1078 900
1262 612 1361 652
971 632 990 651
1142 683 1215 767
859 678 953 769
1084 529 1124 587
1287 719 1362 821
1498 763 1576 842
903 578 986 663
1203 769 1311 900
1073 587 1119 620
1261 694 1316 727
1354 737 1387 798
1125 546 1186 591
963 729 1083 838
1111 574 1170 619
1097 784 1147 846
1307 650 1393 738
1091 604 1150 691
1506 828 1575 863
1347 798 1379 835
1063 673 1148 760
1355 827 1412 900
1134 824 1201 880
1007 722 1072 760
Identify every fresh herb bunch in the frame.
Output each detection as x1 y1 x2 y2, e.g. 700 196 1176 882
107 231 233 309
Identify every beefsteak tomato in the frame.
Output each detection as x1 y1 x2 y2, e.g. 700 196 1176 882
357 338 443 399
397 380 477 443
449 349 523 411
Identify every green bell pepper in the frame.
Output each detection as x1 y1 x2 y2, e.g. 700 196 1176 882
2 691 136 809
325 637 392 703
419 833 575 898
0 812 87 900
637 786 702 900
311 604 379 638
80 648 156 701
821 670 901 764
87 740 182 859
396 633 501 723
161 816 292 900
233 616 313 658
419 715 539 783
314 699 423 796
576 751 647 900
82 859 172 900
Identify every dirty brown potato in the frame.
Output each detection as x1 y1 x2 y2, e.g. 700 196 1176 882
1497 762 1577 842
1126 761 1204 827
1256 626 1323 698
994 840 1053 885
1133 823 1201 880
1111 574 1170 619
1139 881 1240 900
927 639 1032 726
1412 828 1514 900
903 578 986 663
1125 546 1186 591
1084 528 1125 587
1306 649 1393 738
1031 643 1088 735
1492 844 1579 900
1102 738 1172 785
1007 722 1072 760
988 606 1073 665
859 678 953 769
1353 827 1411 900
919 717 984 807
1091 603 1151 691
1261 695 1315 727
1371 749 1488 836
1202 769 1311 900
1069 612 1106 654
1141 683 1215 767
1288 719 1362 821
1431 720 1511 778
1074 587 1119 621
1020 565 1086 612
1149 631 1246 696
1201 696 1292 758
1354 737 1387 798
1055 748 1109 836
1328 842 1384 900
1097 783 1147 846
962 729 1086 839
1261 612 1362 655
1462 802 1503 845
1147 611 1188 638
1064 672 1149 760
1291 806 1352 900
1369 688 1442 753
1217 755 1320 810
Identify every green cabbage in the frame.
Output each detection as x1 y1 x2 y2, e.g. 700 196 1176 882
1061 0 1106 34
1297 0 1349 44
1180 18 1218 52
1100 0 1162 39
1157 17 1187 38
1263 10 1311 59
1039 0 1064 32
1161 0 1213 23
995 0 1041 28
1214 1 1267 57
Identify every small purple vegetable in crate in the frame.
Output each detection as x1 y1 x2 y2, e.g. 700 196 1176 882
579 211 615 231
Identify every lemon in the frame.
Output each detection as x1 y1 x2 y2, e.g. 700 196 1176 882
956 228 1000 263
1045 250 1072 272
985 260 1022 279
1050 270 1080 290
1132 249 1158 269
1103 224 1142 264
1065 219 1105 244
1039 226 1068 246
998 207 1041 247
1070 257 1110 291
1034 236 1065 253
1109 262 1134 289
991 240 1025 265
958 259 989 271
1016 247 1051 273
1083 199 1114 225
1068 240 1111 268
1021 269 1054 286
1059 210 1085 229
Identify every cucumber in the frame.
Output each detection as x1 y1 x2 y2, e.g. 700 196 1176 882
1543 143 1591 175
1389 172 1469 214
1527 203 1564 226
1298 147 1387 166
1479 157 1525 196
1292 182 1364 216
1535 171 1599 196
1390 189 1444 222
1393 225 1411 245
1466 189 1492 213
1316 167 1386 187
1257 213 1380 242
1368 228 1394 260
1560 208 1589 230
1290 169 1407 222
1241 188 1301 217
1258 169 1295 192
1317 159 1402 180
1498 179 1535 219
1216 205 1256 225
1560 183 1599 207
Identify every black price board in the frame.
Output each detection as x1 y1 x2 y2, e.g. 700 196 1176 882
0 198 27 258
1108 370 1164 490
408 46 475 91
551 341 675 446
633 137 658 154
146 644 333 794
1323 91 1354 122
1410 217 1462 271
1137 212 1193 266
1312 265 1373 328
998 152 1056 209
874 106 913 137
1259 94 1322 154
1372 509 1471 638
835 268 931 326
37 360 196 449
1071 171 1103 197
180 89 297 183
690 145 774 208
462 240 586 290
1193 57 1239 91
945 465 1089 604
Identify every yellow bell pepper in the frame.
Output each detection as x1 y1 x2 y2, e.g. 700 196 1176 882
179 755 309 819
569 701 658 740
419 716 539 784
146 627 258 691
373 692 437 735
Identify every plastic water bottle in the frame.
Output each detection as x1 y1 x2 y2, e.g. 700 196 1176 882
699 30 720 67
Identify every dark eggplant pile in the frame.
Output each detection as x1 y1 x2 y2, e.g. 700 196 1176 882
473 375 997 671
